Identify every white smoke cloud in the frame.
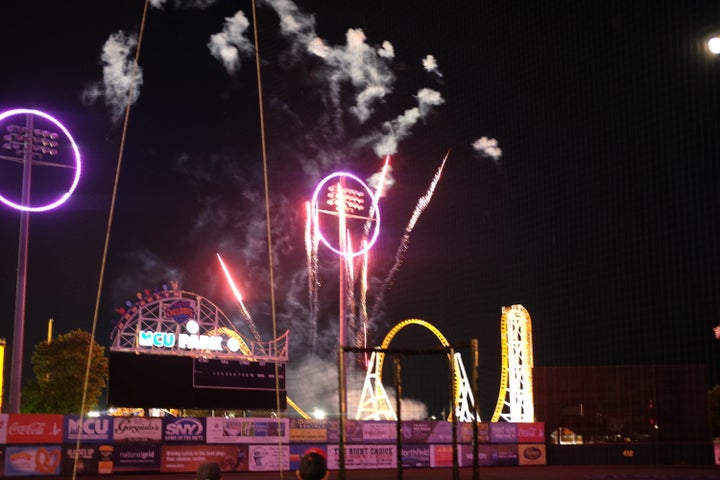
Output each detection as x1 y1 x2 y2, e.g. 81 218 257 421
367 164 395 198
365 88 445 157
208 10 255 74
81 31 143 124
472 136 502 163
422 54 443 78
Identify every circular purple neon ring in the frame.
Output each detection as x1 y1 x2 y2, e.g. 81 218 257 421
0 108 82 212
311 171 381 258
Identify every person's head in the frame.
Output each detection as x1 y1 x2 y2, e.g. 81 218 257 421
296 449 328 480
196 462 221 480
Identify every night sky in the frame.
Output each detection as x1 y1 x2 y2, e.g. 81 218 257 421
1 1 719 419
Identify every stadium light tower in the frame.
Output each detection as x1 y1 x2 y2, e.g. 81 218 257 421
0 108 81 413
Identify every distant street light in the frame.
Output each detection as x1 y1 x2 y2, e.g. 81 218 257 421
708 36 720 55
0 108 81 413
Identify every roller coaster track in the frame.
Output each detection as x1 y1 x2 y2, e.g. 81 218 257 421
356 318 478 421
491 304 534 422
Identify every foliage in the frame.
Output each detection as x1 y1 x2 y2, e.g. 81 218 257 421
22 329 108 414
709 385 720 440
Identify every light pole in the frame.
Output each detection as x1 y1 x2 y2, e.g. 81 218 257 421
311 171 381 417
0 108 82 413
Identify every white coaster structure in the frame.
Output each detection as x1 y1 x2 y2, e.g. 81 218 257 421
355 318 479 422
491 304 535 423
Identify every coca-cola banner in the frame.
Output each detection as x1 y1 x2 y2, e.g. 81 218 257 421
5 445 62 476
6 415 63 445
0 414 7 444
516 422 545 443
63 416 113 443
112 417 162 442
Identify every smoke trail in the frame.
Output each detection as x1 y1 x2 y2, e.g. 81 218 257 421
472 136 502 164
207 10 255 74
216 253 263 343
81 31 143 124
370 150 450 324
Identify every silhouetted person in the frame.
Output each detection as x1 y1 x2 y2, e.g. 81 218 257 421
296 449 329 480
196 462 221 480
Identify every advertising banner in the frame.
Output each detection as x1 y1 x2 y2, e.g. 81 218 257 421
64 416 112 443
112 417 162 442
112 443 161 472
206 418 289 444
491 444 518 466
430 444 454 467
327 420 363 443
457 422 490 443
5 445 62 476
361 421 396 443
98 445 113 474
517 444 546 465
517 422 545 443
401 445 431 468
6 415 63 445
489 422 518 444
160 445 248 473
401 421 457 444
289 419 328 443
60 444 102 475
459 444 492 467
0 414 7 444
327 444 397 470
289 445 326 471
248 445 289 471
162 417 206 443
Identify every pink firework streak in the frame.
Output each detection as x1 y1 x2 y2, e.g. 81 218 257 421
370 150 450 323
305 202 321 353
216 253 263 343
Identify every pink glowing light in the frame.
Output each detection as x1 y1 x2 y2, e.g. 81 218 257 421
311 171 380 258
0 108 82 212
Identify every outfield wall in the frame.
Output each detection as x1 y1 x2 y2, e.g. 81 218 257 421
0 414 545 476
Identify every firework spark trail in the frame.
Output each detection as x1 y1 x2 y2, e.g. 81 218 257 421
360 244 370 366
305 202 319 354
363 156 391 238
370 150 450 324
216 253 263 343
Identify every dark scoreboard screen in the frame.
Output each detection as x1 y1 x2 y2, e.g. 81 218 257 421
108 351 286 409
193 357 285 390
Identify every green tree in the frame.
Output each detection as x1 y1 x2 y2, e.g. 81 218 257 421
23 329 108 414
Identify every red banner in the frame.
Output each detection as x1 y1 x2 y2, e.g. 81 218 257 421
6 414 63 444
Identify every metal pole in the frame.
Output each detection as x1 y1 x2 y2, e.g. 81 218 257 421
471 339 479 480
338 179 347 420
9 113 33 413
338 345 346 480
449 348 459 480
394 356 402 480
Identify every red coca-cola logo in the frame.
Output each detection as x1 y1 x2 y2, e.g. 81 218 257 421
9 421 46 436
